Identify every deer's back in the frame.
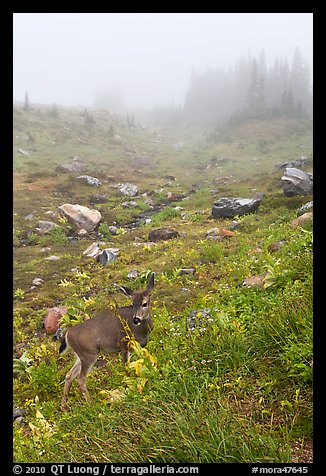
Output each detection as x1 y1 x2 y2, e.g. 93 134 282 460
67 307 132 355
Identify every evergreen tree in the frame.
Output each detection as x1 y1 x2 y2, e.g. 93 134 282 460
23 91 30 110
247 59 258 111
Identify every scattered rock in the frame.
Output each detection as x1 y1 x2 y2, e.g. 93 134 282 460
17 148 30 155
77 229 88 236
122 200 138 208
247 247 263 255
268 241 286 252
297 201 313 216
281 168 313 197
32 277 44 286
24 213 34 220
96 249 119 266
127 270 140 279
13 407 25 423
291 212 313 227
133 156 150 166
44 255 61 261
83 242 119 265
77 175 102 187
119 183 138 197
167 192 186 202
241 273 269 288
179 268 196 276
53 204 101 232
55 158 87 174
35 220 59 234
108 226 118 235
40 247 52 253
53 327 65 341
212 195 263 218
275 156 312 170
43 305 68 333
186 308 215 332
148 227 179 242
206 228 236 239
89 194 108 204
83 242 101 257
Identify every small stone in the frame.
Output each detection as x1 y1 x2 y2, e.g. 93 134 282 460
44 255 60 261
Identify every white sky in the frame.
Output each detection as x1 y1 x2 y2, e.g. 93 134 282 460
13 13 313 110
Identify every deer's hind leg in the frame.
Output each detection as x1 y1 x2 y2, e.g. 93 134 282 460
77 353 97 402
61 354 82 411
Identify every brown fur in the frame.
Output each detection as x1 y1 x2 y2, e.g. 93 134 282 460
60 273 154 410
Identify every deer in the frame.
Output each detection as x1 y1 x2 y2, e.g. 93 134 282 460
59 272 154 410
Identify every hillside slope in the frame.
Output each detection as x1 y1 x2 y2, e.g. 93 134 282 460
13 106 313 463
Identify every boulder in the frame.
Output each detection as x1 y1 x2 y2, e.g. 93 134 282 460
53 204 101 232
281 168 313 197
55 158 87 174
96 249 119 266
212 195 263 218
119 183 138 197
297 201 313 216
148 227 179 242
35 220 59 234
77 175 102 187
291 212 313 227
44 305 67 334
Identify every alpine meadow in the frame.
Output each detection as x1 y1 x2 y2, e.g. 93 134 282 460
13 14 313 465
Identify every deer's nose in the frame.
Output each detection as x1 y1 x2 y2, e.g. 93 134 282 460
133 317 141 326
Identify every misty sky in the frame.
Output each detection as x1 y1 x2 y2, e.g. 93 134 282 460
13 13 313 110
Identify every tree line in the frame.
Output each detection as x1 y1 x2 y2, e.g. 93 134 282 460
144 47 312 127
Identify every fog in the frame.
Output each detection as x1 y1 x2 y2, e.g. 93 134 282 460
13 13 313 113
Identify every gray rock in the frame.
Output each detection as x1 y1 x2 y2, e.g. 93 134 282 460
83 242 101 258
56 159 87 174
122 200 138 208
179 268 196 276
13 407 25 421
89 194 108 204
281 168 313 197
275 156 312 170
44 255 61 261
186 308 215 331
212 196 262 218
297 201 313 216
53 204 101 232
119 183 138 197
96 248 119 266
32 277 44 286
77 175 102 187
148 227 179 242
241 273 269 288
53 327 65 341
108 226 118 235
127 269 140 279
35 220 59 234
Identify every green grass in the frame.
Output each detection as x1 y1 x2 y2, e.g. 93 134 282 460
13 106 313 463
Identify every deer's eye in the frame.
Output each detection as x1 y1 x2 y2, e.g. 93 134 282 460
142 302 148 308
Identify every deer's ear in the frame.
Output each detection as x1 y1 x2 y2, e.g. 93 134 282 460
146 272 155 293
118 286 134 297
